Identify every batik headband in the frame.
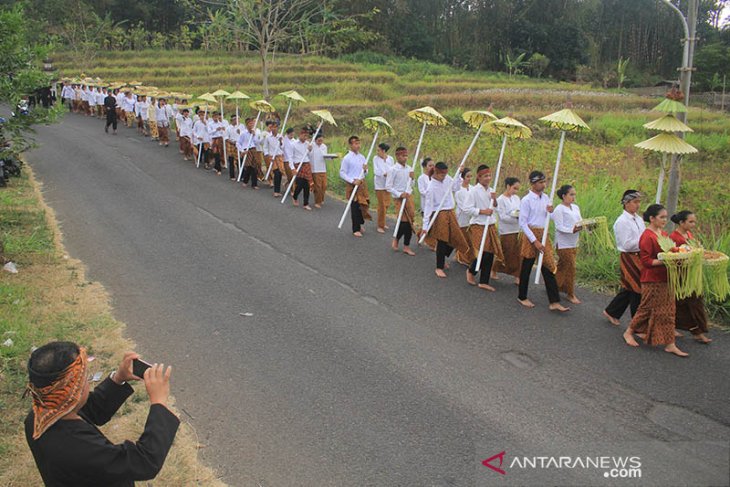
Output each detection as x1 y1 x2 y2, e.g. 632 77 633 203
477 167 490 177
621 191 642 205
25 347 88 439
530 173 546 183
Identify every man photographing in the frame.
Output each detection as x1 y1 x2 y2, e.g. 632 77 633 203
24 341 179 486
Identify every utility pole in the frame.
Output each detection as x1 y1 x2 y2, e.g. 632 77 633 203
661 0 699 223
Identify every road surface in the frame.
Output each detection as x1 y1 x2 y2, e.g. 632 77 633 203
26 113 729 486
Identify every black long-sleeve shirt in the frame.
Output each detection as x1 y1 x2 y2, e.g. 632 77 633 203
25 377 180 487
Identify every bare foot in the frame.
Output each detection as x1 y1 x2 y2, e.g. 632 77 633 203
466 270 476 286
353 231 363 238
292 200 299 206
242 183 248 188
435 269 447 278
491 272 500 280
623 331 639 347
602 310 620 326
314 204 321 209
567 295 581 304
303 205 312 211
518 298 535 308
444 262 450 270
391 239 399 251
377 228 385 234
253 186 260 190
478 284 496 292
514 278 520 286
674 330 683 338
694 333 712 344
384 225 390 230
403 247 415 256
665 344 689 357
549 303 571 312
273 193 281 197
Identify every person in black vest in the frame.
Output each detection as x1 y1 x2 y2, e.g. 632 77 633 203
104 89 118 134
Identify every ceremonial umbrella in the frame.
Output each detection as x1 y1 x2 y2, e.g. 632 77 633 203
473 114 532 270
266 90 307 181
392 106 448 238
635 132 697 203
418 109 496 244
211 90 231 165
652 98 688 114
226 91 251 169
534 107 590 285
237 99 276 182
337 116 394 229
281 109 337 203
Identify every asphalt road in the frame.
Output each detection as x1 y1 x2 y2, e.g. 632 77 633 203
26 112 729 486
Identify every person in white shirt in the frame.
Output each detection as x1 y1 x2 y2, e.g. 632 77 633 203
454 167 474 266
192 109 211 168
373 143 394 233
73 85 82 113
262 122 284 194
136 95 149 136
281 127 295 185
417 157 435 247
495 177 523 283
238 117 263 188
552 184 584 304
177 108 194 161
603 190 645 325
517 171 569 312
310 133 328 208
86 86 96 116
422 162 469 278
207 112 226 174
156 99 171 147
61 82 74 111
464 165 502 291
147 97 159 140
95 88 105 118
226 115 243 180
339 135 371 236
122 91 135 127
385 147 416 255
175 106 186 153
290 127 313 208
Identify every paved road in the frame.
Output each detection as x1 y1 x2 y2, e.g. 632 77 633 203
27 113 729 486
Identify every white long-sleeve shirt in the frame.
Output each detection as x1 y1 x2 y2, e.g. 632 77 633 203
465 184 497 226
339 151 367 184
207 120 225 139
496 194 521 235
87 90 96 106
552 203 582 249
422 174 462 230
61 85 74 99
385 163 413 199
290 139 311 166
282 136 294 162
263 133 283 156
137 101 149 120
178 116 193 138
310 142 328 173
193 119 210 144
454 186 473 227
95 90 105 105
518 190 551 243
237 128 260 152
156 105 170 125
373 155 394 190
227 123 243 143
613 210 644 253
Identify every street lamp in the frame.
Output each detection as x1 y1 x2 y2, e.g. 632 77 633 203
658 0 699 222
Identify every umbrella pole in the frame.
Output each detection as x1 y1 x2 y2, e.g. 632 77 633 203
281 120 324 203
266 100 293 182
656 154 667 205
393 122 427 238
235 104 241 170
220 100 227 169
418 123 484 244
238 110 262 182
338 129 379 229
490 134 508 192
535 130 565 285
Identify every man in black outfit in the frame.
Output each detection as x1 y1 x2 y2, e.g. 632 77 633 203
24 341 179 486
104 89 118 134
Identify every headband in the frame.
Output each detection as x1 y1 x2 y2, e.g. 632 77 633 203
621 191 642 205
530 173 546 183
477 167 490 177
25 347 88 439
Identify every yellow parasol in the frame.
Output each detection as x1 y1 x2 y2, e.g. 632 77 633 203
250 99 276 113
279 90 307 103
642 114 693 133
265 90 307 182
197 92 217 103
534 107 590 284
338 116 394 229
653 98 687 114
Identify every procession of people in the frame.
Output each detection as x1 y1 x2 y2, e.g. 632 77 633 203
58 79 717 358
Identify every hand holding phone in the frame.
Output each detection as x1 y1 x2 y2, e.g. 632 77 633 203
132 358 152 380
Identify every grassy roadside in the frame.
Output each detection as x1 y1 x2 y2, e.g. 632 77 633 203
0 167 225 486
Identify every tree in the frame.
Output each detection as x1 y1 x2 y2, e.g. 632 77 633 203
616 56 630 89
503 52 529 78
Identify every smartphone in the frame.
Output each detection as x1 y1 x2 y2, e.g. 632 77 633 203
132 358 152 379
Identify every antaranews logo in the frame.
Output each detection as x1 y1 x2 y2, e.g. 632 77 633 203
481 451 642 479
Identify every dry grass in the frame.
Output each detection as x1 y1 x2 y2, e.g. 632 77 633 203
0 167 225 486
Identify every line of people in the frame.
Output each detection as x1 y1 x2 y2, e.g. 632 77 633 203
62 81 711 358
